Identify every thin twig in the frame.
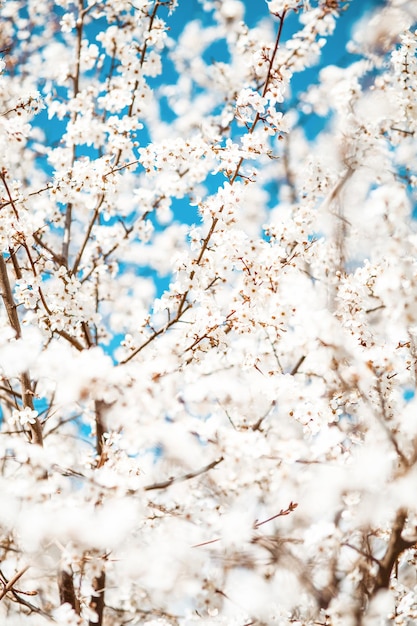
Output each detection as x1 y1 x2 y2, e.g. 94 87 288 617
254 502 298 529
0 565 29 601
342 542 381 566
119 304 192 365
71 197 104 276
290 355 305 376
144 456 224 491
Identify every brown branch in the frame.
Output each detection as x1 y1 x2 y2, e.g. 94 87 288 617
342 542 381 566
0 255 21 332
0 184 51 212
290 355 305 376
144 456 224 491
374 509 417 592
192 501 298 549
0 564 47 615
94 400 107 466
0 377 22 399
112 2 163 167
54 328 85 351
32 231 65 266
261 11 287 99
81 321 93 348
72 0 84 97
9 591 50 617
58 569 80 614
8 246 22 280
71 197 104 276
20 372 43 445
191 537 221 549
229 10 287 187
119 303 192 365
0 254 43 445
0 170 57 340
102 159 141 179
176 219 218 319
182 312 233 354
89 570 105 626
0 565 29 601
254 502 298 529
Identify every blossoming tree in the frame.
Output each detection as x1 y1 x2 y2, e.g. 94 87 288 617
1 0 417 623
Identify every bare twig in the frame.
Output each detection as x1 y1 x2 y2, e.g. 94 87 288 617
290 355 305 376
342 542 381 566
119 304 192 365
192 537 221 549
254 502 298 529
0 565 29 601
71 197 104 276
144 456 224 491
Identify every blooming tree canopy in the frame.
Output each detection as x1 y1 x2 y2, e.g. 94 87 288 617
1 0 417 624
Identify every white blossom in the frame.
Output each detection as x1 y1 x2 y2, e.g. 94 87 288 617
13 407 39 426
0 1 416 625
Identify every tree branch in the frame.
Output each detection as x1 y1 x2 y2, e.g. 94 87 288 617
0 565 29 602
374 509 417 592
58 569 80 614
144 456 224 491
89 570 105 626
0 254 43 445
